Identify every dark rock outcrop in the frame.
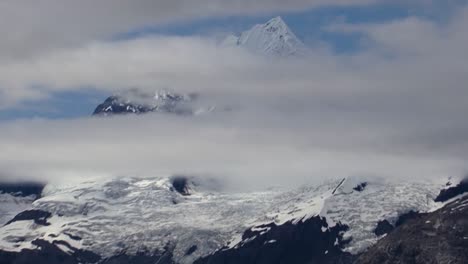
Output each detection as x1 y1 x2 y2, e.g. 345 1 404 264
0 240 174 264
435 178 468 202
353 183 367 192
394 210 421 227
195 216 354 264
0 239 100 264
92 91 194 116
170 176 192 196
93 96 156 115
5 210 52 226
101 251 174 264
373 210 422 237
374 220 393 236
185 245 198 256
356 196 468 264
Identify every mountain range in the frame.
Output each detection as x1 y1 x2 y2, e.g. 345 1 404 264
1 17 467 264
1 175 466 264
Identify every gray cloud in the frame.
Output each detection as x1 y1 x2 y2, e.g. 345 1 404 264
0 2 468 188
0 0 376 62
0 111 465 189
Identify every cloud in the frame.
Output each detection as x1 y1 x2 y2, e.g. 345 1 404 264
0 0 376 62
1 7 468 116
0 3 468 188
0 112 465 189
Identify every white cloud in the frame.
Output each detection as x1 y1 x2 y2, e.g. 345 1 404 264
0 112 465 189
0 0 376 62
0 2 468 188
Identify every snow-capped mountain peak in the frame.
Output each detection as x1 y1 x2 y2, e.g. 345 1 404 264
92 89 214 116
261 16 290 32
222 16 307 57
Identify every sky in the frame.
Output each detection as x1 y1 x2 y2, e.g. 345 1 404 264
0 0 468 188
0 0 465 119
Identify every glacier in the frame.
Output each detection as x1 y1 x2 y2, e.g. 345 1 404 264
0 176 445 263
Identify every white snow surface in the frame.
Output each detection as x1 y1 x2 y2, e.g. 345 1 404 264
0 176 445 263
322 177 441 253
222 16 307 57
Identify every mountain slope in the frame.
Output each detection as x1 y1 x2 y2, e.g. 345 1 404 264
0 183 44 226
92 89 200 116
356 195 468 264
0 176 449 264
222 16 307 57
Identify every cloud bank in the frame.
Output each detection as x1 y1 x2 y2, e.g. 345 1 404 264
0 0 376 62
0 112 465 189
0 2 468 188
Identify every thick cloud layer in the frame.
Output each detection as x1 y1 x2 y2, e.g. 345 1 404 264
0 0 376 62
0 2 467 188
0 112 465 189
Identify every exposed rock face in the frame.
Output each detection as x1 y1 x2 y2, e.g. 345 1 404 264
170 176 192 196
92 90 197 116
435 177 468 202
195 216 354 264
5 210 52 226
353 183 367 192
0 239 100 264
373 220 393 237
394 210 421 227
356 196 468 264
0 239 174 264
373 210 422 237
101 250 175 264
93 95 156 115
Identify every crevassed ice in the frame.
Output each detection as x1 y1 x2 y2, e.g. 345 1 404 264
0 176 443 263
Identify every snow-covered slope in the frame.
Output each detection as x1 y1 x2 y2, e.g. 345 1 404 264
0 176 446 263
222 16 307 57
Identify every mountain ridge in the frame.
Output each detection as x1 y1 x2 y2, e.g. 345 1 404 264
1 176 461 264
221 16 307 57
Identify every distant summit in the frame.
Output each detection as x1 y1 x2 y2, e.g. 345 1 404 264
92 89 213 116
222 16 307 57
93 89 191 116
93 17 305 116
